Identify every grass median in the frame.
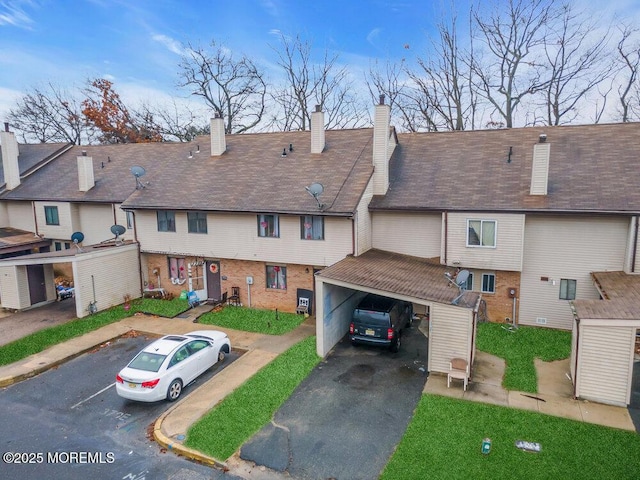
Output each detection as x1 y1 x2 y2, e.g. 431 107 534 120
0 298 189 366
476 322 571 392
185 335 320 460
381 394 640 480
197 306 306 335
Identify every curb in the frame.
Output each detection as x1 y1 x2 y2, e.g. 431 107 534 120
153 405 229 470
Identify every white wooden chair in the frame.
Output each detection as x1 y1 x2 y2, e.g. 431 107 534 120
447 357 470 391
295 297 309 315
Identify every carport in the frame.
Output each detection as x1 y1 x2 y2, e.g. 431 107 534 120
315 249 482 375
0 241 142 319
570 271 640 407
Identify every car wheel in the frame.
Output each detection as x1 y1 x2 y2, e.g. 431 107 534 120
167 379 183 402
390 334 401 353
218 349 226 362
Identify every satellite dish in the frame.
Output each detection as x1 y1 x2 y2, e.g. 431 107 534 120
305 182 325 210
71 231 84 252
131 166 147 189
111 224 126 237
455 269 470 288
71 231 84 244
131 166 146 178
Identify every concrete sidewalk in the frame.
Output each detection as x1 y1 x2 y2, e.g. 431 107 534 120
424 350 636 431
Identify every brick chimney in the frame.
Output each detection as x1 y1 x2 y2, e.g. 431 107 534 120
530 134 550 195
311 105 325 154
372 95 393 195
210 113 226 156
77 150 95 192
0 122 20 190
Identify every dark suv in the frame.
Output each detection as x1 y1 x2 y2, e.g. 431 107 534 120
349 294 413 352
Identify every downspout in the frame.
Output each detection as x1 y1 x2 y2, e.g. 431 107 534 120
573 317 580 400
32 201 40 236
443 211 448 264
112 204 117 225
632 216 639 273
352 214 356 255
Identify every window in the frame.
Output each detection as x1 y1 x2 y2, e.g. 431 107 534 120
126 211 134 229
258 214 279 238
465 272 474 291
44 206 59 225
467 219 496 247
168 257 186 283
188 212 208 234
301 215 324 240
481 273 495 293
266 265 287 290
157 211 176 232
559 279 577 300
54 241 62 251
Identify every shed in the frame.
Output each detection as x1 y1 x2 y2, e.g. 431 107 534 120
0 241 142 318
570 271 640 407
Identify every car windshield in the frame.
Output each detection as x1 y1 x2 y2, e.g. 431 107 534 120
353 310 390 327
128 351 167 372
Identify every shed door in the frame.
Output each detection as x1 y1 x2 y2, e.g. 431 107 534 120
27 264 47 304
206 261 221 301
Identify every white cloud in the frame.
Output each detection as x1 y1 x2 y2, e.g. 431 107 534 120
152 34 185 56
0 86 24 122
0 0 35 28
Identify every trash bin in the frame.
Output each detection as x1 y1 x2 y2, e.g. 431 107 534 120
187 291 199 308
179 290 188 300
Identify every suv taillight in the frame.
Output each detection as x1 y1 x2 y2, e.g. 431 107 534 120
387 328 394 340
349 322 354 334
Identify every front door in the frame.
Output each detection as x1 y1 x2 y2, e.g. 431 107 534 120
206 261 221 301
27 264 47 305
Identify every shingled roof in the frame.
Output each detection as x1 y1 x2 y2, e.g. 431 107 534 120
1 128 375 216
0 143 71 189
370 122 640 214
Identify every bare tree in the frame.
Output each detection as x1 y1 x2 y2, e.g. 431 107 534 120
615 25 640 122
366 59 409 129
539 4 611 125
178 41 266 134
7 82 90 144
136 100 209 142
270 33 368 131
407 13 477 131
470 0 557 128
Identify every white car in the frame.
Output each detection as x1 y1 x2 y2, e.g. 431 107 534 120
116 330 231 402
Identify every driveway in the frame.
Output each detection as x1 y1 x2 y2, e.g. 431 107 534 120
239 318 428 479
0 299 77 346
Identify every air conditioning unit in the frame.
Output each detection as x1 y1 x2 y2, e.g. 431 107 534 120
536 317 547 325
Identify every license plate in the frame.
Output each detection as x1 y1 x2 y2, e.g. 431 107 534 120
365 329 375 336
128 383 137 388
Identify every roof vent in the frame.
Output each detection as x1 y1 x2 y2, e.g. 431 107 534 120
539 134 547 143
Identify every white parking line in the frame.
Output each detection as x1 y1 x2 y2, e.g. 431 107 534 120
71 383 115 409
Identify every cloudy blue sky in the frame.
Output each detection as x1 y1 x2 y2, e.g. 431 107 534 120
0 0 638 123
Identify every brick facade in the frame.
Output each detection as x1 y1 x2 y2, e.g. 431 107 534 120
142 253 315 313
481 270 521 324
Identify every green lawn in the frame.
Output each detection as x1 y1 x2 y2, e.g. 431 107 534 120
185 335 320 460
476 322 571 392
197 306 306 335
0 298 189 366
381 394 640 480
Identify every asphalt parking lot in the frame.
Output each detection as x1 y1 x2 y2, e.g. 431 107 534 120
240 318 429 480
0 333 242 480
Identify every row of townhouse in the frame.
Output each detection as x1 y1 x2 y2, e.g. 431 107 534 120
1 101 639 404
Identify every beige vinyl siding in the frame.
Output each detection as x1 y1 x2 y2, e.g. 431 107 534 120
72 244 141 318
114 204 135 241
135 211 353 267
372 212 441 258
576 325 634 406
76 204 115 245
35 201 75 239
445 212 525 271
0 265 30 309
355 180 373 255
0 202 8 226
6 201 35 231
530 142 550 195
428 303 474 375
520 216 628 329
